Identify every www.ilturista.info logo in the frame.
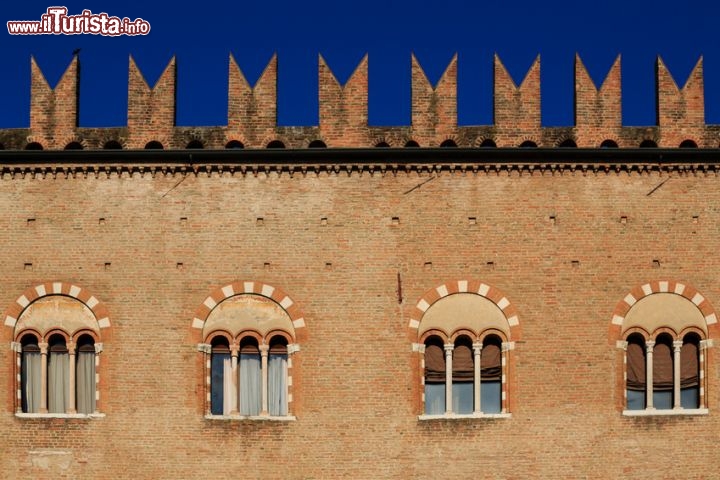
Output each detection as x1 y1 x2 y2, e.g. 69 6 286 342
7 7 150 36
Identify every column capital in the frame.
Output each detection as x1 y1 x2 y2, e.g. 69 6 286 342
10 341 21 353
287 343 301 354
196 343 211 354
673 340 684 351
259 344 270 356
39 342 48 354
645 340 656 351
616 340 628 350
443 343 454 354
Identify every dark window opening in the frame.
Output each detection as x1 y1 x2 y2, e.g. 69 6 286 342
25 142 43 150
64 141 83 150
267 140 285 149
210 336 230 416
374 141 390 148
600 139 619 148
103 140 122 150
558 138 577 148
679 139 698 148
626 333 646 410
424 336 445 414
519 140 537 148
481 335 502 414
653 334 674 409
440 139 457 148
225 140 244 149
186 140 204 149
404 140 420 148
144 141 164 150
640 139 657 148
308 140 327 148
479 138 497 148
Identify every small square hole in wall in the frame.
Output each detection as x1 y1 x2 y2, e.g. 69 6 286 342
571 260 580 268
320 217 328 226
325 262 333 270
263 262 271 270
423 261 433 270
693 215 699 224
391 217 400 226
24 262 32 271
26 218 35 226
98 217 106 226
549 215 556 225
180 217 188 225
653 259 661 268
176 262 184 270
104 262 111 271
468 217 477 225
620 216 627 225
257 217 264 226
486 261 495 269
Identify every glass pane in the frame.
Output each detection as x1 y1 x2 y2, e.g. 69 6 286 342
452 382 473 414
424 383 445 415
268 353 287 416
626 389 645 410
481 381 501 414
210 352 229 415
681 387 699 409
239 353 261 415
653 390 672 410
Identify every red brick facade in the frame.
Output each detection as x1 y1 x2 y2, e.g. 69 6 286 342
0 54 720 478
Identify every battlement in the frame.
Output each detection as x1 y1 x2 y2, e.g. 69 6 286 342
0 53 717 150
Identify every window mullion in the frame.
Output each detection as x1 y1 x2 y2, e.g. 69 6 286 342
260 344 269 416
673 340 682 409
39 342 48 414
473 342 482 414
67 341 77 414
444 343 453 414
645 340 655 409
230 345 239 415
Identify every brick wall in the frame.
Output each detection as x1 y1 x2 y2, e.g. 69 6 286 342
0 160 719 478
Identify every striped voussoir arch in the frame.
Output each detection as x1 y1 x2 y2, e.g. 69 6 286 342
408 279 521 339
3 282 111 330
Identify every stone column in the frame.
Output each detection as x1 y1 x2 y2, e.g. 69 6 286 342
67 341 76 414
39 342 48 413
473 342 482 414
444 343 454 414
673 340 683 409
230 345 239 415
645 340 655 409
260 345 269 416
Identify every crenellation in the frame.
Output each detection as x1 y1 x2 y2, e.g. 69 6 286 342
12 53 720 150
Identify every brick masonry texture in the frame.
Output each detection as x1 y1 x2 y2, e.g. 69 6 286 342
0 54 720 479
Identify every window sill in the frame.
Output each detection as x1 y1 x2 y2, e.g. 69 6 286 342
204 414 296 422
623 408 708 417
418 412 511 421
15 413 105 419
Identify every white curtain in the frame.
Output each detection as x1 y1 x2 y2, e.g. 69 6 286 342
22 351 41 413
76 351 96 414
48 352 69 413
268 353 288 416
239 353 261 415
222 357 233 415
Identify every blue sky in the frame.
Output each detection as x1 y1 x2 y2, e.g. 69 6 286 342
1 0 717 129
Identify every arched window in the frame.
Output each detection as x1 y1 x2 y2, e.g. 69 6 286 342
239 336 262 416
519 140 537 148
600 139 619 148
210 336 231 416
639 139 657 148
415 281 519 419
225 140 244 149
103 140 122 149
679 139 698 148
268 336 289 416
404 140 420 148
25 142 43 150
64 141 83 150
423 336 446 415
186 140 204 149
440 139 457 148
20 334 41 413
76 335 96 414
374 141 390 148
9 285 108 417
308 140 327 148
479 138 497 148
614 282 713 415
558 138 577 148
196 284 303 420
144 140 164 149
266 140 285 149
